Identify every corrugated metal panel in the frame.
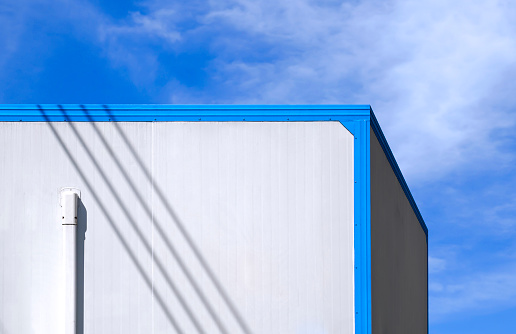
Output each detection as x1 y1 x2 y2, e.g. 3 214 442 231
0 121 354 334
370 126 428 334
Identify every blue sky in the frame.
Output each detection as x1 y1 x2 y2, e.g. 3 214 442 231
2 0 516 332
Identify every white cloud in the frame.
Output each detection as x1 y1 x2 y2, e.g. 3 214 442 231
5 0 516 184
429 256 447 273
100 10 181 43
431 263 516 322
95 6 187 87
429 282 444 292
97 0 516 184
203 0 516 183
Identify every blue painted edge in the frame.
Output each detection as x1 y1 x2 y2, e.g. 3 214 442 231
369 108 428 238
336 119 370 334
0 104 371 121
0 104 429 334
344 119 371 334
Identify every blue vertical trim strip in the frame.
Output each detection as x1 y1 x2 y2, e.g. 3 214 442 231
342 121 362 334
341 118 370 334
364 119 372 334
353 119 364 334
360 118 372 334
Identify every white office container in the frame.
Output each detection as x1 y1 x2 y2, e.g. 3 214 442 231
0 105 427 334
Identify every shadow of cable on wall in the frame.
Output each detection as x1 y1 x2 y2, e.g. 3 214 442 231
101 105 252 334
39 105 186 334
37 105 252 334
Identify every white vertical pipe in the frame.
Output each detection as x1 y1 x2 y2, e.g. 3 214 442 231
61 190 78 334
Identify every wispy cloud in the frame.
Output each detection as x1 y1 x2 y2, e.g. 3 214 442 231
431 263 516 322
3 0 516 181
429 256 447 274
100 10 181 43
97 0 516 184
210 0 516 183
2 0 516 326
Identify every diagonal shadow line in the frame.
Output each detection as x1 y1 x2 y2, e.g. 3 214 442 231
79 106 229 334
54 106 206 334
103 106 253 334
37 105 185 334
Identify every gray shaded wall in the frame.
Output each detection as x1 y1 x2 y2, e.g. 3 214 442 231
370 127 428 334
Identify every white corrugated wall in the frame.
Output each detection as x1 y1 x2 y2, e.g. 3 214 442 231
0 121 354 334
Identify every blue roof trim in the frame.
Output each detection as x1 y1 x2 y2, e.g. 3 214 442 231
0 104 371 121
369 108 428 237
0 104 372 110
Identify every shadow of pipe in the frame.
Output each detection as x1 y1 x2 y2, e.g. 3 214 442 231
80 106 229 334
38 105 185 334
55 106 206 334
103 106 252 334
76 199 87 334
